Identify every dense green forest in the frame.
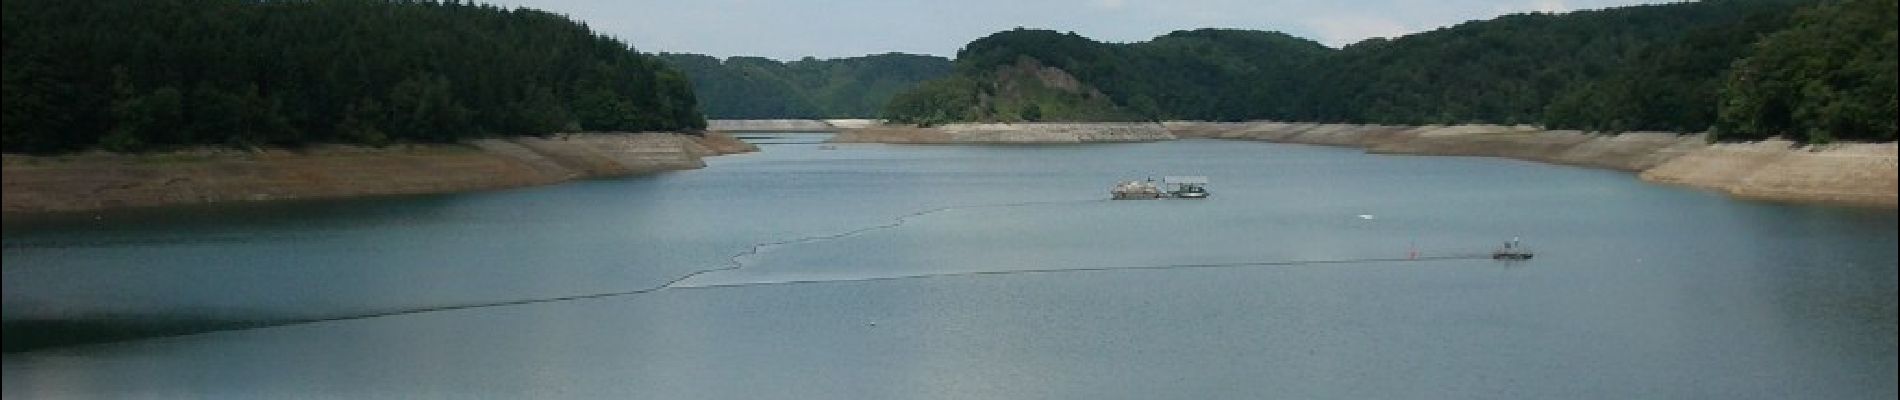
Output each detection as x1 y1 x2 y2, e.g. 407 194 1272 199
1715 0 1897 142
657 53 951 119
885 29 1330 124
1 0 704 154
4 0 1889 153
1311 0 1805 128
888 0 1895 142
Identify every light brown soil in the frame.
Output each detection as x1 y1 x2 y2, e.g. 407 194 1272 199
2 132 758 215
1164 121 1895 208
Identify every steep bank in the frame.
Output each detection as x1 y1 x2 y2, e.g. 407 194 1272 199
830 122 1175 144
1164 121 1895 207
1 133 757 214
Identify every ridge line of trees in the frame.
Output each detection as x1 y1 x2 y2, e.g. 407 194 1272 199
884 0 1896 143
656 53 952 119
2 0 706 154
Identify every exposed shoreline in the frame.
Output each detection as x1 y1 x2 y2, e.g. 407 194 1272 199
1 132 758 216
6 120 1890 213
828 122 1175 144
825 120 1893 208
1166 121 1895 208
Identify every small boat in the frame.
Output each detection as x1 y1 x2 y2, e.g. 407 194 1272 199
1492 237 1533 260
1165 176 1210 199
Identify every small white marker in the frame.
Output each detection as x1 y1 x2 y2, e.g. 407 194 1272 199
1357 214 1375 220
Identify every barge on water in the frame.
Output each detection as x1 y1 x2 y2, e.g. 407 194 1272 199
1493 237 1534 260
1111 176 1210 200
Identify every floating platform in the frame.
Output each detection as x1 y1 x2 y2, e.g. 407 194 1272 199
1111 180 1163 199
1111 176 1209 200
1492 238 1533 260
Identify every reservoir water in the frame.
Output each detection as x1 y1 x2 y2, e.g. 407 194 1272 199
4 134 1895 398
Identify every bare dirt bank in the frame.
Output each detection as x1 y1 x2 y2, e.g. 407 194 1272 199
829 122 1175 144
1164 121 1896 207
1 132 757 214
1641 140 1897 206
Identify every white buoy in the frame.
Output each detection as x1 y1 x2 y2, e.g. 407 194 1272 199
1357 214 1375 220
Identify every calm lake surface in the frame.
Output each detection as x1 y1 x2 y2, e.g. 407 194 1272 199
4 134 1895 399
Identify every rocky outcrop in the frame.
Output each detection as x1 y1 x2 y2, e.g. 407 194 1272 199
1165 121 1894 207
1 133 757 214
830 122 1174 144
707 119 836 132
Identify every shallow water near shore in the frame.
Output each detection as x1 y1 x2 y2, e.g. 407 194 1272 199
3 135 1895 398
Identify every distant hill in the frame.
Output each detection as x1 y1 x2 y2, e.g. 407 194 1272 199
885 0 1893 142
1 0 705 154
1308 0 1805 130
884 28 1330 125
657 53 951 119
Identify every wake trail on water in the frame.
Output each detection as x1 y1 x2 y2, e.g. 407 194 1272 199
668 254 1492 290
52 198 1493 349
655 198 1109 290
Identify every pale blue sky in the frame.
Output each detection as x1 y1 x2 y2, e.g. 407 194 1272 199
496 0 1667 60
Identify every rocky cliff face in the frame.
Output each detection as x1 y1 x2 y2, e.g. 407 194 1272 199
1 133 758 214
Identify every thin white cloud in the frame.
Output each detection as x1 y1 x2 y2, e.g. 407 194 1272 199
1495 0 1572 15
1534 0 1572 12
1303 15 1412 47
497 0 1665 59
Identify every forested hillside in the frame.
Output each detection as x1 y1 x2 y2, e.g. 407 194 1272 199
1 0 705 154
1310 0 1803 128
888 0 1895 143
657 53 951 119
1715 0 1897 142
884 29 1330 124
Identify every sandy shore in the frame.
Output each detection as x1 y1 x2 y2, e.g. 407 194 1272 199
1 132 757 215
1164 121 1895 207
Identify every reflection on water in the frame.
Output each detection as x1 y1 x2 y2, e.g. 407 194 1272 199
4 135 1894 398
